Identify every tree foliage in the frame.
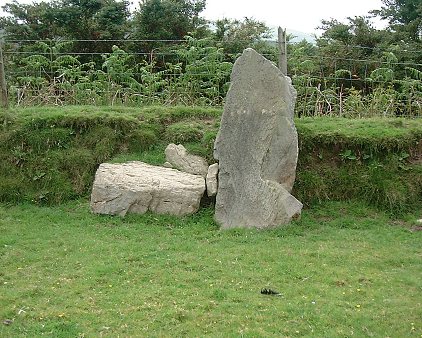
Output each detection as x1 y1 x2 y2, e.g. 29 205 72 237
0 0 61 40
372 0 422 41
316 17 390 81
0 0 130 41
212 17 273 56
132 0 207 40
0 0 421 117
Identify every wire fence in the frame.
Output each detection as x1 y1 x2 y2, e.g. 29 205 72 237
1 38 421 118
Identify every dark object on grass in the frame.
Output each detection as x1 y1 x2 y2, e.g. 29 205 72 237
261 288 281 296
3 319 13 325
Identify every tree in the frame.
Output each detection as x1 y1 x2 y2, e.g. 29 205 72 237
55 0 130 41
316 16 389 81
372 0 422 41
318 16 387 51
0 0 130 45
0 0 61 40
212 17 274 57
132 0 207 42
371 0 422 68
55 0 130 54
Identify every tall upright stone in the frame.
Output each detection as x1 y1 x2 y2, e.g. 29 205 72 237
214 48 302 229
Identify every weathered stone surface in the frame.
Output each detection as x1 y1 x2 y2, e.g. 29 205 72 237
214 48 302 229
206 163 219 197
90 161 205 217
165 143 208 178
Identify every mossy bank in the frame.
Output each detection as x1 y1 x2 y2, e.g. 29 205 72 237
1 105 421 212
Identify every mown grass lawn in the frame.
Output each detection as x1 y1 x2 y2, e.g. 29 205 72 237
0 200 421 337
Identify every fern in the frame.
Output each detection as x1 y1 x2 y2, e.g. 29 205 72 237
405 67 422 80
370 68 395 82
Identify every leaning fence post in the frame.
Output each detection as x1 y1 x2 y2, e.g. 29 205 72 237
0 41 8 109
278 27 287 76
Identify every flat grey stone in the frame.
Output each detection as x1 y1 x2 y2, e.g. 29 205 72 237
165 143 208 178
90 161 205 217
214 48 302 229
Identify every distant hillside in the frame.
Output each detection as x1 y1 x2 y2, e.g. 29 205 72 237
288 29 316 43
268 27 316 44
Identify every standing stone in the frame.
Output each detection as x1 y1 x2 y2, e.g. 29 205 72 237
90 161 205 217
206 163 219 197
214 48 302 229
165 143 208 178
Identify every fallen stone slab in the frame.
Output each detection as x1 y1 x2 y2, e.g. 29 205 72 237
165 143 208 178
90 161 205 217
214 48 302 229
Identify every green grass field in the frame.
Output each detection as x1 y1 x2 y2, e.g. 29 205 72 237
1 200 421 337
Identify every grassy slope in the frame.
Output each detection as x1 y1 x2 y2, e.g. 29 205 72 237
0 200 421 337
4 105 422 144
0 106 421 211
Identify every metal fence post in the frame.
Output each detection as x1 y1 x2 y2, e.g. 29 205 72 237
278 27 287 76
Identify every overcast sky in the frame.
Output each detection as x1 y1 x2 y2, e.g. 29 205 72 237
202 0 387 33
0 0 387 33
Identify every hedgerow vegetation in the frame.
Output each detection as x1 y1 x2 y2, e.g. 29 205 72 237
3 36 422 117
1 0 421 116
1 106 421 212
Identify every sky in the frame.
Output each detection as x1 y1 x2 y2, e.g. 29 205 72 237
0 0 387 34
202 0 387 33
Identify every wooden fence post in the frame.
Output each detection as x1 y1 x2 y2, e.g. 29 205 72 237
0 41 8 109
278 27 287 76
